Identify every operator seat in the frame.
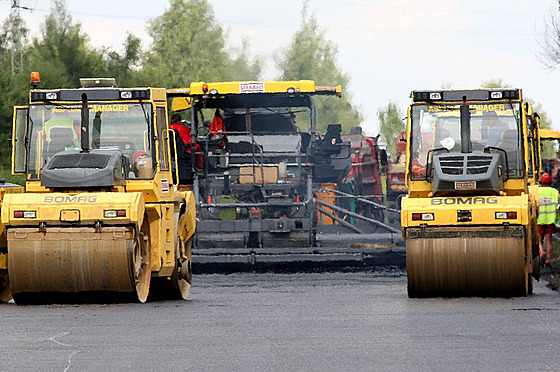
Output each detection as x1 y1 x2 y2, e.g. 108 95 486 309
321 124 343 155
497 129 519 174
47 126 76 157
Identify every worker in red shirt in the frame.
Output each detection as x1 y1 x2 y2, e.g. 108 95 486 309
169 114 204 183
209 109 227 149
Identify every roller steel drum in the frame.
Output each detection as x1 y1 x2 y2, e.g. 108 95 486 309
7 226 150 303
406 226 529 297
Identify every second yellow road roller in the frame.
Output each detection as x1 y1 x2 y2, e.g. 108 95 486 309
3 73 196 304
401 88 541 297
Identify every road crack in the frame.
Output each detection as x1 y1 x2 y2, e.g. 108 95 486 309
48 332 82 372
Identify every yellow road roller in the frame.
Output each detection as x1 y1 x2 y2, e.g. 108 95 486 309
401 89 541 297
3 74 196 304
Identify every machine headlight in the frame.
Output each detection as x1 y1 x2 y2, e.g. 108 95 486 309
429 92 442 100
490 91 502 99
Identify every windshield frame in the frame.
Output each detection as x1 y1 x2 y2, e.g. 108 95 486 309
409 101 524 180
26 101 155 181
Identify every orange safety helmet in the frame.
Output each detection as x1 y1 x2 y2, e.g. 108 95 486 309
541 172 552 184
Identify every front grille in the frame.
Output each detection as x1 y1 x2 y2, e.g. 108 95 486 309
466 155 492 175
439 156 464 175
437 154 494 176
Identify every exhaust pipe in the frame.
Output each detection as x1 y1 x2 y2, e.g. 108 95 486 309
460 96 471 154
81 93 89 152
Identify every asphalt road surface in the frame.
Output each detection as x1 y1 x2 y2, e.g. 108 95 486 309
1 270 559 371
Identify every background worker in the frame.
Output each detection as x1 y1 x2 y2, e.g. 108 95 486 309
538 172 559 265
169 114 203 184
209 108 227 149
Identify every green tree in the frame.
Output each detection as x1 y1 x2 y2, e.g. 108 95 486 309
105 33 142 87
480 78 509 89
229 39 262 81
141 0 260 88
276 7 362 133
377 102 405 156
0 11 29 179
26 0 106 88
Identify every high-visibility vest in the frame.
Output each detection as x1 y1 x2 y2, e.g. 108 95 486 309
44 117 79 142
538 186 559 225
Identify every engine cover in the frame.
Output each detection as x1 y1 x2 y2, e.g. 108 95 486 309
41 149 126 189
431 152 503 197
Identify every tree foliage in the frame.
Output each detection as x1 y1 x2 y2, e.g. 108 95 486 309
480 78 509 89
27 0 106 88
276 8 362 133
142 0 260 88
105 33 142 87
538 7 560 71
377 102 405 156
0 10 29 175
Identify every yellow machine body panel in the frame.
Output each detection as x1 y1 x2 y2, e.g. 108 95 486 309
1 192 144 227
401 194 531 228
169 80 342 111
539 128 560 140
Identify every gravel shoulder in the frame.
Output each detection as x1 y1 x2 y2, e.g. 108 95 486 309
540 260 560 291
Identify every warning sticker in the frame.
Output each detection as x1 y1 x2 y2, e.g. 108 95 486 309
240 82 265 93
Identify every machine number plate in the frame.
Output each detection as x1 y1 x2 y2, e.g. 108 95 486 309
454 181 476 190
60 209 80 222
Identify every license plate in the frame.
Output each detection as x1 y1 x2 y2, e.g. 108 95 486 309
454 181 476 190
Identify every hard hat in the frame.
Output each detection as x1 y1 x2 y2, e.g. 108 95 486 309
541 172 552 184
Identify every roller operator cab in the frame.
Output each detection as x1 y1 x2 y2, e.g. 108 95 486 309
168 81 351 264
402 89 541 297
4 74 196 304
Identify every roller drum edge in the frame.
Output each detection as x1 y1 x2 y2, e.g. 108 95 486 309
406 235 528 298
7 226 145 303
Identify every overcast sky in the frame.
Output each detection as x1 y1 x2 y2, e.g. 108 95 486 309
1 0 558 134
